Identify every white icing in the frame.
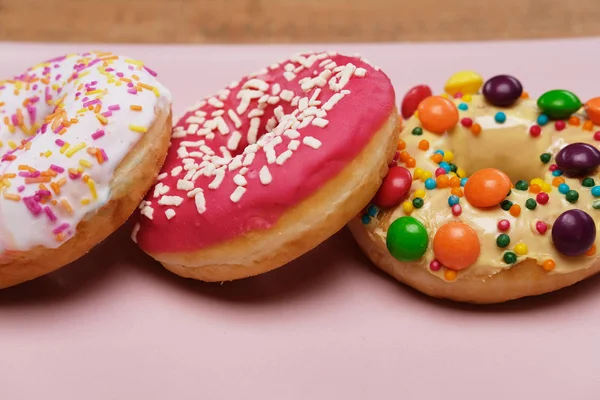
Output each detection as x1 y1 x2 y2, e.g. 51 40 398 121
0 52 171 251
474 115 533 130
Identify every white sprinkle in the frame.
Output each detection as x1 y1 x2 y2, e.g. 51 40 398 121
228 81 240 89
172 127 186 138
303 136 322 149
228 109 242 128
284 129 300 139
195 191 206 214
354 67 367 77
247 117 261 144
291 96 300 106
153 182 169 198
243 78 269 92
208 97 224 108
268 96 280 105
233 174 248 186
309 89 321 105
276 150 293 165
177 146 189 159
265 147 277 164
258 94 269 104
259 166 272 185
187 124 199 134
280 90 294 102
298 116 314 129
330 63 356 92
227 130 242 151
192 169 204 181
319 58 332 67
324 61 337 70
274 106 285 121
165 209 176 220
272 83 281 95
157 173 168 181
312 118 329 128
171 166 183 176
283 71 296 82
266 117 277 132
242 151 256 166
177 179 194 191
208 168 226 189
248 109 264 118
269 63 280 70
229 155 243 171
194 109 207 117
322 93 344 111
141 206 154 220
188 188 202 197
215 116 230 135
158 195 184 206
211 110 225 117
230 186 247 203
186 116 206 124
284 63 295 72
299 97 309 111
181 140 204 148
288 140 300 150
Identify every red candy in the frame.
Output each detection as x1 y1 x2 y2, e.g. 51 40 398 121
555 120 566 131
451 204 462 216
536 192 549 205
400 84 433 119
461 117 473 127
373 166 412 208
536 221 548 235
497 219 510 231
529 125 541 137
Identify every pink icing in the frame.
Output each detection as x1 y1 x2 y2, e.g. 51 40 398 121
135 51 395 253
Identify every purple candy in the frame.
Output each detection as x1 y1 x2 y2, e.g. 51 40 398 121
552 209 596 256
482 75 523 107
555 142 600 177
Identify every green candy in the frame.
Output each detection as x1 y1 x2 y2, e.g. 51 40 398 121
540 153 552 164
386 216 429 262
566 190 579 203
525 198 537 210
496 233 511 248
593 200 600 209
412 127 423 136
537 89 582 120
583 177 595 187
500 200 513 211
412 197 424 209
503 251 518 264
515 180 529 191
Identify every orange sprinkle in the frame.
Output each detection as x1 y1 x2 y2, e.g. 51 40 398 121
87 105 94 111
4 155 17 161
94 104 101 113
3 193 20 201
130 105 143 111
25 176 51 184
529 184 541 194
119 77 132 83
436 175 450 188
397 139 406 151
405 157 416 168
58 127 67 135
138 83 154 91
451 187 463 197
449 176 461 188
542 259 556 271
132 74 140 81
55 233 66 242
586 244 597 256
83 175 89 183
430 153 443 163
57 177 67 187
87 147 98 155
61 199 73 214
471 123 482 136
568 116 581 126
418 140 430 151
399 151 410 162
50 182 61 195
15 108 23 126
509 204 521 217
0 173 16 179
18 165 36 172
521 91 529 99
39 183 49 192
552 177 565 187
95 151 105 164
444 269 457 281
583 120 594 131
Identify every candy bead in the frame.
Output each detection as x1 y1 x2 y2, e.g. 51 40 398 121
464 168 511 208
552 209 596 256
402 201 414 214
558 183 570 194
444 269 457 281
461 117 473 127
494 112 507 123
458 103 468 111
595 131 600 141
529 125 542 137
386 216 429 261
418 140 429 150
591 186 600 197
582 177 595 187
496 233 510 248
361 215 371 224
412 197 424 208
451 204 462 216
425 178 437 190
584 97 600 125
525 198 537 210
414 189 426 198
536 192 549 205
497 219 510 231
417 96 459 134
536 221 548 234
554 120 566 131
448 195 460 206
373 166 413 208
509 204 521 217
444 71 483 95
367 205 378 217
429 259 441 271
401 84 433 119
569 116 581 126
555 142 600 177
537 114 549 126
433 221 480 270
500 200 513 211
565 190 579 203
515 180 529 191
537 89 582 120
503 252 517 264
412 127 423 136
540 153 551 164
482 75 523 107
514 243 528 256
542 259 556 271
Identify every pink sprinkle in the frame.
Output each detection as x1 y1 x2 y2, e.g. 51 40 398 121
32 84 38 90
82 96 89 103
53 124 64 134
127 88 138 95
23 197 42 216
43 206 57 222
536 221 548 235
55 74 62 81
10 114 18 126
41 123 48 134
429 260 441 271
453 92 463 99
52 223 70 235
435 168 446 177
497 219 511 231
26 105 36 124
88 58 101 68
83 99 100 108
536 192 549 205
108 104 120 111
100 148 109 161
18 171 33 178
17 185 25 192
116 72 124 77
92 130 105 140
50 164 65 173
102 111 112 118
105 68 114 72
128 65 134 71
144 66 158 77
55 139 65 146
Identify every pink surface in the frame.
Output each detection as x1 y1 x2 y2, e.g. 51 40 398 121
2 39 600 399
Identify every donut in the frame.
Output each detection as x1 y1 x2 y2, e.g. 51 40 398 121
0 51 172 288
349 70 600 303
133 51 399 281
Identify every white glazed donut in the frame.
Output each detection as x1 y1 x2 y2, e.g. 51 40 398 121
0 51 172 288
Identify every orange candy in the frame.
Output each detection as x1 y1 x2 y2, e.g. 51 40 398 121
449 176 461 187
451 187 463 197
399 151 410 162
584 97 600 125
418 140 430 150
430 153 443 163
552 177 565 187
542 259 556 271
397 139 406 151
405 157 416 168
464 168 511 208
583 120 594 131
417 96 459 134
436 175 450 188
568 116 581 126
471 123 482 136
433 221 481 270
586 244 597 256
529 184 541 194
509 204 521 217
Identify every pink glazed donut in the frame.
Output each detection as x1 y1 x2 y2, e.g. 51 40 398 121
133 51 400 281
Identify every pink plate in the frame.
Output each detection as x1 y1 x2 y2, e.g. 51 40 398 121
2 39 600 399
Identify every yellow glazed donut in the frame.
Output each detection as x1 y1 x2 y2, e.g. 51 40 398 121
349 72 600 303
0 51 172 288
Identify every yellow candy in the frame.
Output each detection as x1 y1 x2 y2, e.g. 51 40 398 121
449 172 457 177
414 189 426 199
514 243 528 256
444 71 483 95
462 94 472 102
530 178 544 186
402 200 414 214
456 168 466 178
443 151 454 162
413 167 424 180
421 171 433 180
541 183 552 193
440 93 450 99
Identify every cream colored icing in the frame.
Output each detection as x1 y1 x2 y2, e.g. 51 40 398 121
366 94 600 281
0 52 171 251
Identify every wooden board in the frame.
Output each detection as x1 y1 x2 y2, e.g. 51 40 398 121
0 0 599 43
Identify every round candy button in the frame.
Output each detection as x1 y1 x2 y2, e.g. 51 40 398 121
373 166 412 208
482 75 523 107
584 97 600 125
417 96 459 134
433 221 481 270
464 168 512 208
555 142 600 177
537 89 582 120
386 216 429 262
401 84 433 119
444 71 483 95
552 209 596 256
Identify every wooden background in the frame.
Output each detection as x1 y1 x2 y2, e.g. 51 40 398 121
0 0 599 43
